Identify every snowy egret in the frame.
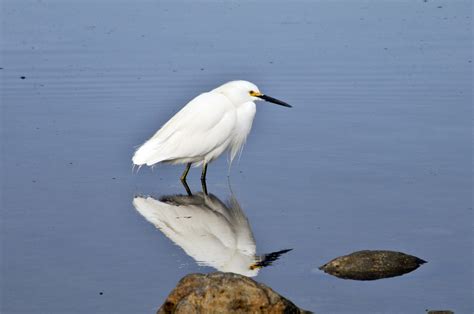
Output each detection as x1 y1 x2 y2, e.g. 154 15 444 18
132 80 291 184
133 192 291 277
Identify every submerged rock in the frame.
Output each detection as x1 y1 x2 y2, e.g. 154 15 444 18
158 272 310 314
319 250 426 280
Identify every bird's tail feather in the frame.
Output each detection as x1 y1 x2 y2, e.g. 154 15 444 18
132 138 170 166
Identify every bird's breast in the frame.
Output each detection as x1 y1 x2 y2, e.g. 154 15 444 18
228 102 256 161
235 102 256 131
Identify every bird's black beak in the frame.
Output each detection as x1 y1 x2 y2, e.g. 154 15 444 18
257 94 292 108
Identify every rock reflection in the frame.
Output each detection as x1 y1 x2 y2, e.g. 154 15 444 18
133 192 291 277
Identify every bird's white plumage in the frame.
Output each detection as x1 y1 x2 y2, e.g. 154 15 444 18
132 81 259 167
133 193 259 276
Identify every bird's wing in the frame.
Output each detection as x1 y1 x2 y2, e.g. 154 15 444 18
133 92 236 166
133 196 238 269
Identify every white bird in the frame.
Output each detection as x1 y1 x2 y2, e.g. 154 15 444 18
133 192 291 277
132 80 291 183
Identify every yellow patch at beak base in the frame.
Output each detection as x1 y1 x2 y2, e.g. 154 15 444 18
249 263 262 270
249 91 262 97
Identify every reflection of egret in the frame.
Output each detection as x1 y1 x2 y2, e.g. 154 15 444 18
133 192 291 277
132 81 291 185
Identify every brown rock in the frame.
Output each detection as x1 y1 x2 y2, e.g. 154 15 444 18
319 250 426 280
158 272 311 314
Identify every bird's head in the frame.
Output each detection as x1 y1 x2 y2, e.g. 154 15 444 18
213 80 292 108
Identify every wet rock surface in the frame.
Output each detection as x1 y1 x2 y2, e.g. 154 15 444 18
158 272 310 314
319 250 426 280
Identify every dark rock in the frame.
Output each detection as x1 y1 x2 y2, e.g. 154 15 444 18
319 250 426 280
427 311 454 314
157 272 311 314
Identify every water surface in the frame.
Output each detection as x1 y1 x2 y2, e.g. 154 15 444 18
1 0 472 313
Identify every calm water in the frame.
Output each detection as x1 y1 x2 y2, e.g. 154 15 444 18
1 0 472 313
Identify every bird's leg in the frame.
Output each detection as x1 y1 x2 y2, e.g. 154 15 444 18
180 163 192 196
200 163 208 181
180 163 192 182
201 179 208 195
201 164 208 195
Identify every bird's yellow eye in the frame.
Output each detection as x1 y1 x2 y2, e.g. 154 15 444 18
249 90 260 97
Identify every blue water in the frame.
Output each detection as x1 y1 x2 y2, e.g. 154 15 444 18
1 0 472 313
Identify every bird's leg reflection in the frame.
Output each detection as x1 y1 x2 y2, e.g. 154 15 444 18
200 164 208 195
181 179 192 196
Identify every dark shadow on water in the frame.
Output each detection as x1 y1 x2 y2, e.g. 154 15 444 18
132 189 291 277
